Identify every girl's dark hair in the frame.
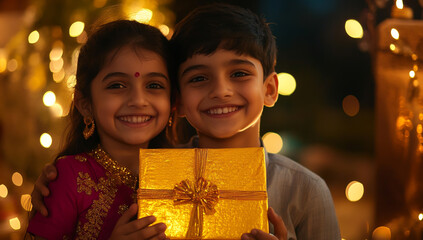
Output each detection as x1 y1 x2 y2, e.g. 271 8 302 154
58 20 174 159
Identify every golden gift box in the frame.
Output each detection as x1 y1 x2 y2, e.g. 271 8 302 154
137 148 268 239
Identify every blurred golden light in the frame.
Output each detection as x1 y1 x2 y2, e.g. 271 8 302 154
419 213 423 221
69 21 85 37
389 44 396 52
409 70 416 78
413 80 419 87
49 47 63 61
372 226 391 240
93 0 107 8
67 74 77 89
345 181 364 202
7 59 18 72
345 19 363 39
53 69 65 83
277 72 296 96
133 8 153 23
21 194 32 211
27 65 46 91
391 28 400 40
158 24 170 36
28 30 40 44
0 57 6 73
9 217 20 230
12 172 23 186
396 0 404 9
0 184 8 198
417 124 422 134
51 103 64 117
49 58 64 73
262 132 283 154
43 91 56 107
29 52 41 66
40 133 52 148
342 95 360 117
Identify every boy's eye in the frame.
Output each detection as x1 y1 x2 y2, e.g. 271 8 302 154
189 76 207 83
107 83 125 89
231 71 249 78
147 82 165 89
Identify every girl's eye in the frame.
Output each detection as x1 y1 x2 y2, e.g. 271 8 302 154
147 82 165 89
107 83 125 89
189 76 206 83
231 71 249 78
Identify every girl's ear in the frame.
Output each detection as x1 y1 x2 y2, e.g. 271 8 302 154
74 90 92 117
263 72 279 107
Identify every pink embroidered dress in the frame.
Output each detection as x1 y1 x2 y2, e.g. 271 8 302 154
27 146 138 239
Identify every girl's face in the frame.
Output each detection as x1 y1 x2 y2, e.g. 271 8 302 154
89 46 171 149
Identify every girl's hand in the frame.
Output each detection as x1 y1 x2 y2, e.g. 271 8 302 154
109 203 168 240
31 163 58 216
241 207 287 240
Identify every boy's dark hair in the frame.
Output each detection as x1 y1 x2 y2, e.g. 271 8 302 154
170 3 277 85
58 20 174 159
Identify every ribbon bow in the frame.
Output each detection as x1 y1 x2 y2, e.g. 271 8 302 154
174 177 219 215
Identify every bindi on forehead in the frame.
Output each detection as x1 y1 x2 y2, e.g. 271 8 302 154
134 72 140 77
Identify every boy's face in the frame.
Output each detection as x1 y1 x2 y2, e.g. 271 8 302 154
177 49 278 146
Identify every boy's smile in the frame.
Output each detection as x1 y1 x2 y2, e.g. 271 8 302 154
178 49 278 148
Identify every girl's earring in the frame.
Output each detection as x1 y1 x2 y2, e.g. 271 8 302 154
168 115 173 127
83 116 95 140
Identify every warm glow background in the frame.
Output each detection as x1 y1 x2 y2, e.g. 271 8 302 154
0 0 422 239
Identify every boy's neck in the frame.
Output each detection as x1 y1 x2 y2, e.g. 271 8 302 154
197 123 261 148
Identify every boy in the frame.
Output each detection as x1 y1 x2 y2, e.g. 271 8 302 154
32 3 340 239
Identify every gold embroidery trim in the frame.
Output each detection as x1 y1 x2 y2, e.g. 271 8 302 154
90 145 138 191
77 172 98 195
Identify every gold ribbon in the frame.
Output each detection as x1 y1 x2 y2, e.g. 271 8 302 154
138 149 267 239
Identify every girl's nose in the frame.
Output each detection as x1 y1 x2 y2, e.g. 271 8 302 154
127 88 148 107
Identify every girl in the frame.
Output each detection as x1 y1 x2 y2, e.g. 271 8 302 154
27 20 173 239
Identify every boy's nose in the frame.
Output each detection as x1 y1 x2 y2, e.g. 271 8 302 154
208 76 233 99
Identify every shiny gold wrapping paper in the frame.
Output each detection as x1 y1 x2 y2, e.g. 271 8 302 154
137 148 268 240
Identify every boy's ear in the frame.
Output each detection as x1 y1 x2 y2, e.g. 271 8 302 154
74 90 92 117
263 72 279 107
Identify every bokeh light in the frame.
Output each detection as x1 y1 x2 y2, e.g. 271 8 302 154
372 226 391 240
132 8 153 23
49 47 63 61
49 58 64 73
391 28 399 40
21 194 32 211
409 70 416 78
12 172 23 186
9 217 21 230
0 184 8 198
53 69 65 83
345 181 364 202
43 91 56 107
342 95 360 117
51 103 64 117
28 30 40 44
345 19 363 39
40 133 52 148
158 24 170 36
262 132 283 153
396 0 404 9
69 21 85 37
277 73 296 96
7 59 18 72
419 213 423 221
67 74 77 89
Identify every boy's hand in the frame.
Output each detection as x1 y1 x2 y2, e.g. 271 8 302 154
31 163 58 216
241 207 287 240
109 204 168 240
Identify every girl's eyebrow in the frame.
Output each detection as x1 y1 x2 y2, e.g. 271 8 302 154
102 72 128 82
102 72 169 81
